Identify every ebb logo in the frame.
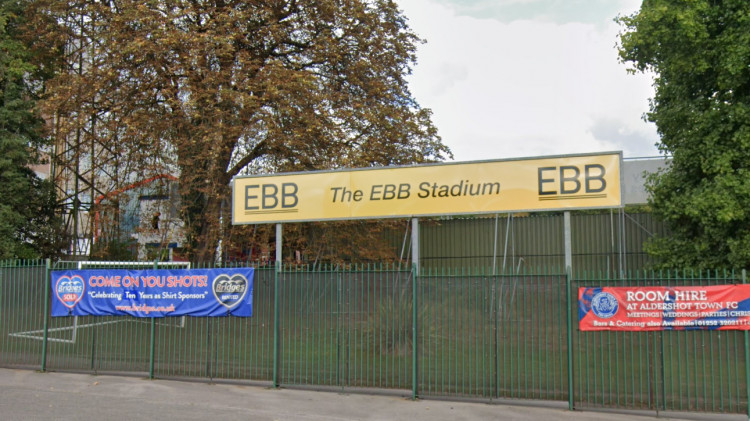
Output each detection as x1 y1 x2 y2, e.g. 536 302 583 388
244 182 299 214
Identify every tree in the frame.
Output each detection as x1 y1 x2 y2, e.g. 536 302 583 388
0 0 67 260
617 0 750 269
36 0 451 263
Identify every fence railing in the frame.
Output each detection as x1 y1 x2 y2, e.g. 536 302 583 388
0 259 747 417
572 270 747 414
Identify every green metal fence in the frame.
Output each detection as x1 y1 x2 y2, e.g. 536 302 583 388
572 270 748 414
277 266 414 389
0 260 48 369
1 259 748 417
418 268 568 400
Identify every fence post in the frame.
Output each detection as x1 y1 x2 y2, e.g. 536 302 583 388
41 258 51 372
566 269 574 410
743 269 749 421
273 223 282 388
149 260 157 379
564 211 575 410
337 269 343 390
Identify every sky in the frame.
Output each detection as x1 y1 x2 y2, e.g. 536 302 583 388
396 0 660 162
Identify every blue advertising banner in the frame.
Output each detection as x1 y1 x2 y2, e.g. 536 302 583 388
51 268 253 317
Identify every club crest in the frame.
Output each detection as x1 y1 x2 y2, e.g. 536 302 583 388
55 275 85 309
212 274 249 309
591 291 619 319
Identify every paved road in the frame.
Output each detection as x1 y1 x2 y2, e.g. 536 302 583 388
0 368 742 421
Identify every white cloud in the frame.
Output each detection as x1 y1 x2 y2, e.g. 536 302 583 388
427 0 637 25
399 0 659 161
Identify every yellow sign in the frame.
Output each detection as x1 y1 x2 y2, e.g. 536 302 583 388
232 152 622 224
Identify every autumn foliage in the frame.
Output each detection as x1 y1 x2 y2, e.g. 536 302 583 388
32 0 450 262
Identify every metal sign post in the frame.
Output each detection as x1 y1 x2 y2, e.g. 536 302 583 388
411 217 419 399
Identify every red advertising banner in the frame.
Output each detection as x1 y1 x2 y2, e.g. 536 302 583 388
578 285 750 331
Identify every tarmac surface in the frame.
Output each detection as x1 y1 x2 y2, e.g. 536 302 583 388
0 368 744 421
